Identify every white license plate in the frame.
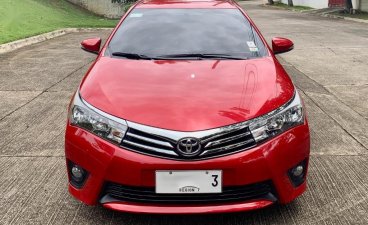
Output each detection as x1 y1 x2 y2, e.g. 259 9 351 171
155 170 222 194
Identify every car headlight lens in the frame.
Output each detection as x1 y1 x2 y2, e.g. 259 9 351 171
69 92 128 145
249 90 304 143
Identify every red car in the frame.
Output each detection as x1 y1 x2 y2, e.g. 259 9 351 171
65 0 310 214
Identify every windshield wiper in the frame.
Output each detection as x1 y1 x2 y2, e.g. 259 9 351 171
111 52 247 60
111 52 154 60
156 53 247 60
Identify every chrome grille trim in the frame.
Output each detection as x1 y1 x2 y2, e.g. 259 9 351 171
125 132 174 149
127 121 250 141
122 140 178 156
205 131 251 148
201 139 255 156
120 121 256 160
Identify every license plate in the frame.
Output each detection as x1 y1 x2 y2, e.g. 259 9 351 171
155 170 222 194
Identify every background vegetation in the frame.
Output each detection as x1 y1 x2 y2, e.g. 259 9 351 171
0 0 119 44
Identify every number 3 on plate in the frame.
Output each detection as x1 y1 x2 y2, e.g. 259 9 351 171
212 175 219 187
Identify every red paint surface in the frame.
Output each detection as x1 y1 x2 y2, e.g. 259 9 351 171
65 0 311 213
80 57 294 131
81 38 101 53
103 200 274 214
329 0 345 7
272 37 294 54
65 122 310 211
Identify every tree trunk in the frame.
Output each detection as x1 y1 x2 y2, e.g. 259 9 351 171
268 0 274 5
288 0 293 6
345 0 352 10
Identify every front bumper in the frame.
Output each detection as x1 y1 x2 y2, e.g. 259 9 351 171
65 122 310 214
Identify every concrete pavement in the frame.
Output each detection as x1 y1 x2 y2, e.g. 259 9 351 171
0 0 367 224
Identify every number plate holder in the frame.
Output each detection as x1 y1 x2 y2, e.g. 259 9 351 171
155 170 222 194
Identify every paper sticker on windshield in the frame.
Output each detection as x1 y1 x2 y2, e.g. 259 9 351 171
249 47 259 52
247 41 258 52
129 13 143 18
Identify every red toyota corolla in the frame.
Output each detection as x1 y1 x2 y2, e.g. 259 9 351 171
65 0 310 214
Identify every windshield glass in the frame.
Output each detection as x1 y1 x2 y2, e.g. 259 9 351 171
108 9 267 59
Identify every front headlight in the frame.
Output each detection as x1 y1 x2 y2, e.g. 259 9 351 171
69 92 128 145
249 90 304 143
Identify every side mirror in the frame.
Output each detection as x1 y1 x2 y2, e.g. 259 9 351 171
272 37 294 54
81 38 102 54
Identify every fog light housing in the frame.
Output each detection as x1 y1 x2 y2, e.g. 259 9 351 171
71 165 84 181
292 165 304 177
288 160 307 187
68 161 88 189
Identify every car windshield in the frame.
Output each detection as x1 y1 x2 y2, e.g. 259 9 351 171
108 9 267 60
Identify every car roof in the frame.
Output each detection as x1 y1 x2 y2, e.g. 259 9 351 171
135 0 238 9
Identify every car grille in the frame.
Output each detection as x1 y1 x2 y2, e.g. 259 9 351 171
121 127 178 157
120 122 256 160
100 181 276 205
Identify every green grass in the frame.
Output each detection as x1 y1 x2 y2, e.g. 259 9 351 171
0 0 119 44
273 2 313 11
332 11 368 20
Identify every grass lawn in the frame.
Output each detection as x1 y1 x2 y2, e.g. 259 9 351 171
0 0 119 44
332 11 368 20
272 2 313 11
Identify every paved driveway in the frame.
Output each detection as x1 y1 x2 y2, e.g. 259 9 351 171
0 1 367 224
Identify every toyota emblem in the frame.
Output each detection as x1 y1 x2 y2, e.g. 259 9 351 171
177 137 202 157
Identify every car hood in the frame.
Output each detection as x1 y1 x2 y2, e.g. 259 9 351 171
80 56 294 131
